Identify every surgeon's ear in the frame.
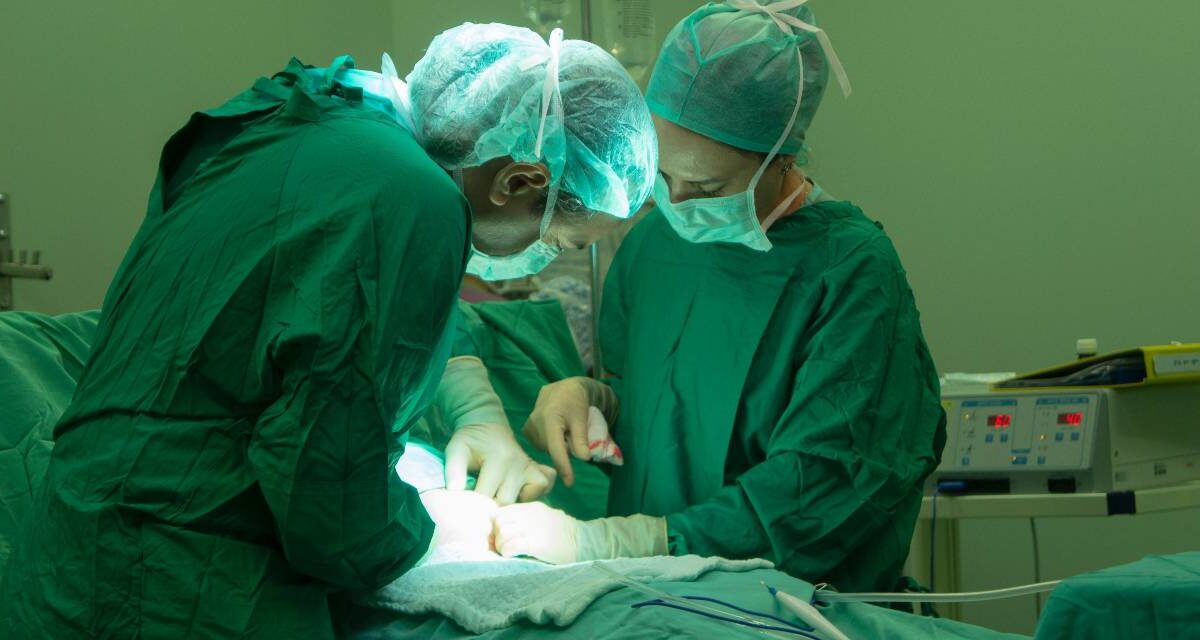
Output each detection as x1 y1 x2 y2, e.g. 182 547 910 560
490 162 551 206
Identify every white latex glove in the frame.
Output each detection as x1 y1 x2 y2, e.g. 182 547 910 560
437 357 556 504
494 502 667 564
395 442 451 493
523 377 618 486
445 423 557 505
419 489 499 561
493 502 581 564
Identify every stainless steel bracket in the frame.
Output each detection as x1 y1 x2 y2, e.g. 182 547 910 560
0 193 55 310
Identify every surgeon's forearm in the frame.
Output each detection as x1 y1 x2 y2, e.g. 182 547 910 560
666 451 896 581
435 356 509 429
663 477 772 562
257 463 435 590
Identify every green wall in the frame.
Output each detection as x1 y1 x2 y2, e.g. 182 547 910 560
0 0 395 316
794 0 1200 372
2 1 1197 373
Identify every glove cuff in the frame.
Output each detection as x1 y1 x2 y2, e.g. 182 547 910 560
436 356 509 429
575 514 668 561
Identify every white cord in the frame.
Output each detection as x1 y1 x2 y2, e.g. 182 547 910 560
816 580 1062 604
771 587 852 640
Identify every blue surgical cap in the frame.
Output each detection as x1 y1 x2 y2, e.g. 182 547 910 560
646 2 841 158
407 23 657 219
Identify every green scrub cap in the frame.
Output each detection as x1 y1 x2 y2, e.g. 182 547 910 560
646 1 851 158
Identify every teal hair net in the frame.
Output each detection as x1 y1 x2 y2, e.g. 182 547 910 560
407 22 657 219
646 1 851 158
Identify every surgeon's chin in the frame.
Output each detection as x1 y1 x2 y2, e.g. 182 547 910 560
471 223 539 258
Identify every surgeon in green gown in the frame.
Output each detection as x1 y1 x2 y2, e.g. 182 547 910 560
496 3 947 594
0 22 655 639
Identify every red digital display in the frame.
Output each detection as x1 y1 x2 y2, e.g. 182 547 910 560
987 414 1012 428
1057 412 1084 426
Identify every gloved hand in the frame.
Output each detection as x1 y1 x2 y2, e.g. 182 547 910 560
445 423 557 505
523 377 619 486
419 488 499 561
437 357 556 504
493 502 667 564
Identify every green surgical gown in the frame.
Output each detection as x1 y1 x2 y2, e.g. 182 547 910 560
0 59 470 638
600 202 946 593
0 311 99 579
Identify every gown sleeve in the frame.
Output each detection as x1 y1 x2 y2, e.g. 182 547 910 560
666 236 945 584
246 123 469 590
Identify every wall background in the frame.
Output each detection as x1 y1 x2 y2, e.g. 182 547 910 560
2 0 1197 372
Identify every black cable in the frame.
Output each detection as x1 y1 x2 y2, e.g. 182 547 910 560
677 595 814 631
631 599 820 639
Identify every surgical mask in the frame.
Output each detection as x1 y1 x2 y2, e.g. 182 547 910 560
465 235 562 281
656 50 813 252
462 29 566 281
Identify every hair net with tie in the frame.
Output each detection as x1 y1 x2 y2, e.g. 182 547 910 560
405 22 657 221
